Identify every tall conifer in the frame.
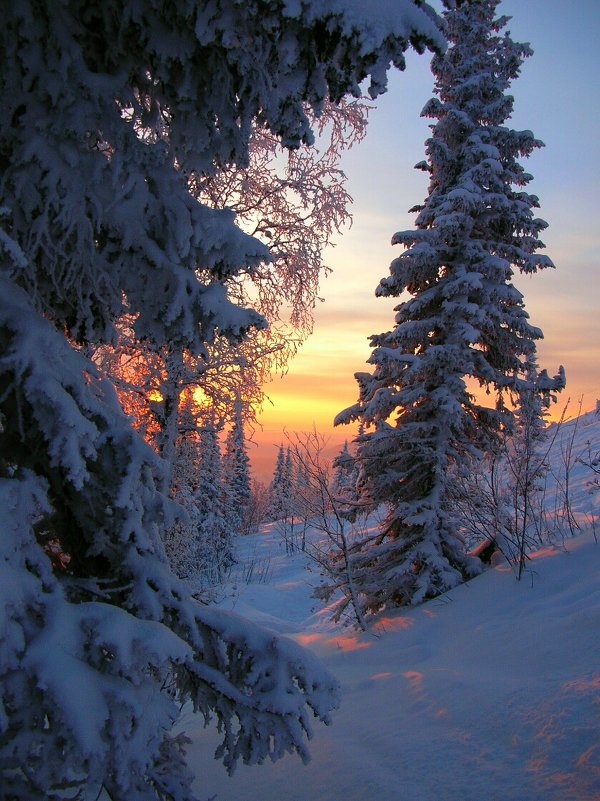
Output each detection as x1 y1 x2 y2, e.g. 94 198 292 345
336 0 563 614
223 397 253 534
267 445 288 522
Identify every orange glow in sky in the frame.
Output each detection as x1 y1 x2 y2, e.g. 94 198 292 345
249 3 600 484
192 386 209 407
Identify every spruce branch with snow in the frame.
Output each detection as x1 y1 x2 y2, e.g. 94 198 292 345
335 0 564 616
0 1 443 798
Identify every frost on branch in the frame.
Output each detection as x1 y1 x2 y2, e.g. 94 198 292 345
93 98 374 497
2 0 443 350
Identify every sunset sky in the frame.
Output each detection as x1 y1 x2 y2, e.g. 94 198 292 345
249 0 600 483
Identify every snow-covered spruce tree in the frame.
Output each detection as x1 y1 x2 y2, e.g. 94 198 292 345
282 445 298 545
164 420 204 582
335 0 563 616
267 445 297 549
164 405 234 585
267 445 288 522
0 2 444 798
223 397 253 535
195 419 235 583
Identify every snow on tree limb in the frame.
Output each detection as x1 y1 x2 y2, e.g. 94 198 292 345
0 275 339 796
1 1 444 797
3 0 443 349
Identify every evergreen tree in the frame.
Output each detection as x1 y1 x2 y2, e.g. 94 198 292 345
196 419 235 581
514 355 564 447
164 418 204 581
284 445 296 517
267 445 288 522
507 354 565 573
0 2 444 796
223 398 253 534
336 0 563 615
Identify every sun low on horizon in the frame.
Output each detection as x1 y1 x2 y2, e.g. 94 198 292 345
249 0 600 485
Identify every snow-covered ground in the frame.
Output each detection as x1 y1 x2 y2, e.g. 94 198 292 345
183 410 600 801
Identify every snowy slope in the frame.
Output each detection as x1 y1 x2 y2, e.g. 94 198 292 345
545 406 600 522
182 412 600 801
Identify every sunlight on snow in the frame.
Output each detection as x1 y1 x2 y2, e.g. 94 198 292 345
294 631 372 653
372 615 414 632
402 670 425 690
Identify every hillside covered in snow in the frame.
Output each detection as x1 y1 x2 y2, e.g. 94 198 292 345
182 408 600 801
